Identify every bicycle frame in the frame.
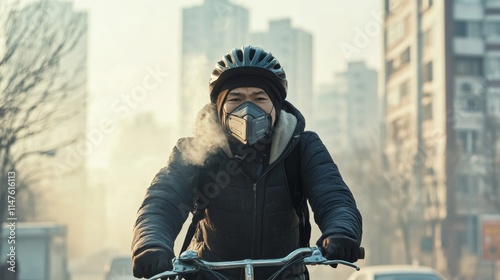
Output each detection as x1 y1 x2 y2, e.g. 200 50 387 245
149 246 362 280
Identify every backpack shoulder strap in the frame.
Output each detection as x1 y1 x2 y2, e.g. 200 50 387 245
179 161 211 255
180 200 205 255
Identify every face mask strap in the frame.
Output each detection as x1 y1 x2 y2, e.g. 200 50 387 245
224 101 274 118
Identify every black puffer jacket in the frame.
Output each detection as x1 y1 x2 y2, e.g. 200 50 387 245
132 102 362 279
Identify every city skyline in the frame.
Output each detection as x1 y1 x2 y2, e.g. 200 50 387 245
73 0 382 168
3 1 500 279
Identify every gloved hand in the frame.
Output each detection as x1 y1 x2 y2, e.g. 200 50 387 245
133 248 174 278
320 235 361 264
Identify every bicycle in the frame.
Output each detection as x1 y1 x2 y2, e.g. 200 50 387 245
148 246 365 280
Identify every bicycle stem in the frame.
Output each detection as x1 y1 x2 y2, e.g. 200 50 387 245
245 263 253 280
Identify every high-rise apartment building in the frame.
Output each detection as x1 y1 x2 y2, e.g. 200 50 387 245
341 62 379 147
179 4 314 136
313 61 378 157
314 84 349 155
179 0 249 136
251 19 314 121
382 0 500 278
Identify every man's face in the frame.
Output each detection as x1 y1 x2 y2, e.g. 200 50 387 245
222 87 276 126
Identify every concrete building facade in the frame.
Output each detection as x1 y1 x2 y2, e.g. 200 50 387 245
313 61 378 158
179 3 314 135
251 19 314 121
382 0 500 278
179 0 249 136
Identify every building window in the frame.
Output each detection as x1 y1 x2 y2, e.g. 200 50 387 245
485 21 500 38
457 174 478 195
485 57 500 80
455 21 482 38
455 57 483 76
387 87 400 108
457 130 478 154
423 28 433 48
423 61 433 82
422 92 433 121
423 102 433 121
400 47 411 65
461 82 473 93
387 80 410 108
387 47 411 76
387 16 408 46
400 80 410 100
391 116 410 144
455 21 467 37
387 59 395 76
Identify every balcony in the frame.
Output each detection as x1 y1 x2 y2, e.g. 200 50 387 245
485 0 500 9
454 3 484 20
454 38 485 56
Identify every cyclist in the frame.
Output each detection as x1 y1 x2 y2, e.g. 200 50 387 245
132 45 363 280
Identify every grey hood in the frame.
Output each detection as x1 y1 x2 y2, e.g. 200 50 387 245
182 102 303 166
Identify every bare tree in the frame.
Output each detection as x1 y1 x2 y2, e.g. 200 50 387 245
343 141 396 265
344 137 425 265
0 0 86 254
467 83 500 212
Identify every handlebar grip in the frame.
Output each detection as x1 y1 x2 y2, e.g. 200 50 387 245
358 247 365 259
319 246 365 260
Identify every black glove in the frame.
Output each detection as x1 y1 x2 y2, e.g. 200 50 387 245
320 235 360 263
133 248 174 278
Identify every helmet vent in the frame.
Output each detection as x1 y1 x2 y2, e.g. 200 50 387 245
259 52 267 62
209 45 288 103
235 49 243 62
249 48 256 60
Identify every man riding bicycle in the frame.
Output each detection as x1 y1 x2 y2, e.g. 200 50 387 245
132 45 363 279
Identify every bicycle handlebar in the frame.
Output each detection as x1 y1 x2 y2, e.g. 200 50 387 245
149 246 365 280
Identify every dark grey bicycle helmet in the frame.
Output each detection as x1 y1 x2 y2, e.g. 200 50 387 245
209 45 288 103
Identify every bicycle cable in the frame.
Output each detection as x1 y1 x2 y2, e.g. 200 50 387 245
197 261 229 280
267 255 309 280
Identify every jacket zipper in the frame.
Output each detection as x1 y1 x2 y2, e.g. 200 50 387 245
251 182 257 258
249 134 301 258
223 133 301 259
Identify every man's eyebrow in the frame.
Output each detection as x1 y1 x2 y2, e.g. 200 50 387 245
227 90 267 96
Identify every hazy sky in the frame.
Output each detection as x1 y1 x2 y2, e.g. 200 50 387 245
72 0 382 167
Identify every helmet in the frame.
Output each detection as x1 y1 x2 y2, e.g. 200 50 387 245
209 45 288 103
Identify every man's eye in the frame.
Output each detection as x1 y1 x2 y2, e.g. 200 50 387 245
228 98 240 102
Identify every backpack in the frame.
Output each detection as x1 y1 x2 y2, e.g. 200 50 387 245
180 141 312 254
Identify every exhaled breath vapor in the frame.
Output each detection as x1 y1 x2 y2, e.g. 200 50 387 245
180 104 230 166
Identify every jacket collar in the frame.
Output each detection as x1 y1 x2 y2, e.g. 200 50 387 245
269 110 297 164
